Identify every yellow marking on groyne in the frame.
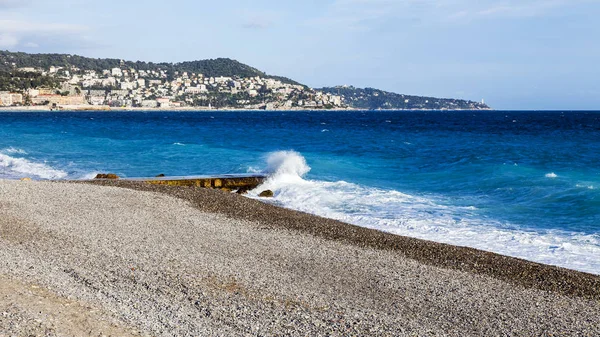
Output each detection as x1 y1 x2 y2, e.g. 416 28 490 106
93 174 266 192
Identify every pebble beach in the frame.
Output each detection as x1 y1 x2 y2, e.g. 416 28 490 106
1 180 599 336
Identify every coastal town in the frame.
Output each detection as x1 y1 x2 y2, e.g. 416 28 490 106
0 52 491 110
0 62 345 110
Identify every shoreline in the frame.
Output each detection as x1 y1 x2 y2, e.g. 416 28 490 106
1 179 599 335
85 180 600 300
0 105 494 112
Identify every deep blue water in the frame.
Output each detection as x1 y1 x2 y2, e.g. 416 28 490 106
1 110 599 273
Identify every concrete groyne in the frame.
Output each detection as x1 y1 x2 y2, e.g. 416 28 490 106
92 174 266 193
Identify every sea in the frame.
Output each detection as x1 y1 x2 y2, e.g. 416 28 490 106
1 110 599 275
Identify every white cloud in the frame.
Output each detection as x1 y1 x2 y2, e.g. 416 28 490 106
238 9 283 30
0 0 32 8
0 19 87 34
311 0 593 31
460 0 588 19
306 0 448 32
242 21 269 29
0 33 18 47
0 19 88 49
306 1 397 32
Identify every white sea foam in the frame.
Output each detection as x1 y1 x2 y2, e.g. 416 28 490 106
545 172 558 178
173 142 186 146
80 172 101 180
263 151 310 178
0 153 68 180
2 147 28 155
246 166 261 174
250 151 600 275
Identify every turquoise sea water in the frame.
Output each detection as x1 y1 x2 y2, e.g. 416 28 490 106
1 110 599 274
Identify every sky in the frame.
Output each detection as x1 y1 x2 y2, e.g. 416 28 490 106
0 0 599 109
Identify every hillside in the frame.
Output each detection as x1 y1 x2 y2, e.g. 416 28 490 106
0 51 490 110
0 51 301 85
319 86 490 110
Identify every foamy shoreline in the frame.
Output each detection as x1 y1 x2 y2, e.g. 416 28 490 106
1 180 599 335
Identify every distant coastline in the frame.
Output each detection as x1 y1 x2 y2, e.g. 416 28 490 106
0 105 493 112
0 51 490 111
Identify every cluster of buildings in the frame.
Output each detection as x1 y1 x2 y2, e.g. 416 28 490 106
4 64 345 110
0 92 23 106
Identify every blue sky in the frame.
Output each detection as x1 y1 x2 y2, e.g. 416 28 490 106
0 0 599 109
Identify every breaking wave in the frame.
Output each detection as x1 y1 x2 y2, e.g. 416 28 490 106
249 151 600 275
0 153 68 180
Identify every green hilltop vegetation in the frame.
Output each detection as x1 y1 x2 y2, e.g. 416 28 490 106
0 69 62 91
0 51 301 85
319 86 489 110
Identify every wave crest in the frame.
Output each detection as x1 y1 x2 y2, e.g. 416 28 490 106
265 150 310 177
2 147 28 155
256 151 311 193
0 153 67 180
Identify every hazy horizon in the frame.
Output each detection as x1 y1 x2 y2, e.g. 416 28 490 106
0 0 598 110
